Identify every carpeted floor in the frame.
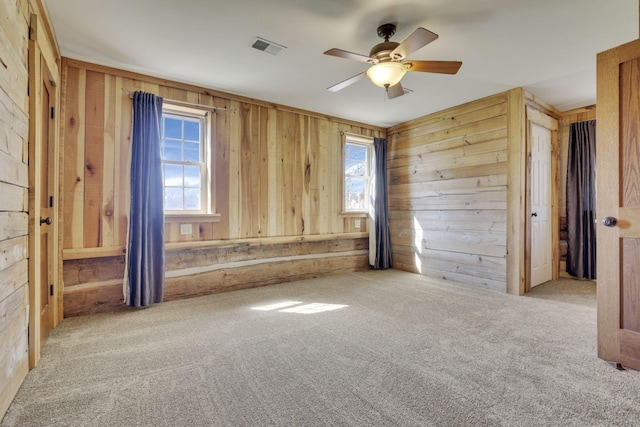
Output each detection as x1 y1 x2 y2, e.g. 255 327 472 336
2 270 639 426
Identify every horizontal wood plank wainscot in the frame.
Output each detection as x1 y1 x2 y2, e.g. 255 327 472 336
62 234 369 317
59 55 382 317
386 91 512 291
2 0 62 417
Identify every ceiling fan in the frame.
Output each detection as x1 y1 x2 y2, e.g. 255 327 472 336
324 23 462 99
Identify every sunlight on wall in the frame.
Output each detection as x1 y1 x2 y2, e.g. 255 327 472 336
413 215 423 272
251 301 348 314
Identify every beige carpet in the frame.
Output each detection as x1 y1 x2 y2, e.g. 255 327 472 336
2 269 639 426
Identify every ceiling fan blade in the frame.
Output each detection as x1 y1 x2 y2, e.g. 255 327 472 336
327 71 367 92
324 48 374 63
391 28 439 60
404 60 462 74
386 82 405 99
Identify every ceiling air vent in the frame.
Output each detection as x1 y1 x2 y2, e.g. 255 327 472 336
250 37 286 56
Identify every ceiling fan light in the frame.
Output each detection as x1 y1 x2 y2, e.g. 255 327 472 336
366 62 407 88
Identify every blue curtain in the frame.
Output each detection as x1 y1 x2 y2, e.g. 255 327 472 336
369 137 393 269
124 92 165 306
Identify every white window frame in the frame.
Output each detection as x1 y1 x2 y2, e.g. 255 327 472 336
161 103 212 218
341 134 373 214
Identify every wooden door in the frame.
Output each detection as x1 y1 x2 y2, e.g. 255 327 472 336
530 123 553 287
597 38 640 370
39 73 54 342
525 108 558 293
28 20 59 366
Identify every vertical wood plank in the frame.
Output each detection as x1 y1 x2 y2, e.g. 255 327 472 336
212 97 231 239
267 108 278 236
507 88 526 295
62 66 85 249
259 106 269 237
228 100 241 239
83 70 105 248
115 79 141 245
101 74 116 247
249 105 261 236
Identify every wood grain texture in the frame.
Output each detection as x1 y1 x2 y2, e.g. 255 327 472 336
621 238 640 333
59 59 384 316
1 0 55 418
621 59 640 208
63 237 369 317
388 90 511 292
60 59 384 247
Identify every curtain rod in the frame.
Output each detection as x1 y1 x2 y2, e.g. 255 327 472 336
121 89 235 113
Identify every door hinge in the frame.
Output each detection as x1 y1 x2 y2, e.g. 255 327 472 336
49 196 54 208
50 284 54 296
50 107 55 119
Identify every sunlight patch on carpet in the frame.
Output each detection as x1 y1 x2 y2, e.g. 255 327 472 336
251 301 348 314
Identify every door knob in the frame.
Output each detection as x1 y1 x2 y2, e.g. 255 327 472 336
40 217 52 225
531 212 538 217
602 216 617 227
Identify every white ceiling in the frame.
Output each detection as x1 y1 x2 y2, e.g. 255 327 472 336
44 0 638 128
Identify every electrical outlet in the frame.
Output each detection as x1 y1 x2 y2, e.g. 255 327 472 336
180 223 192 235
354 219 361 229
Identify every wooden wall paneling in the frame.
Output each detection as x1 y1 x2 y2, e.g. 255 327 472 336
59 59 387 316
239 103 260 238
307 118 319 235
27 20 44 369
266 108 278 236
228 100 241 239
0 285 28 422
506 88 526 295
83 70 105 248
62 66 85 248
101 74 117 247
302 116 312 236
0 3 30 415
116 78 141 245
330 122 343 233
387 90 510 292
258 105 269 237
211 96 231 239
62 235 369 317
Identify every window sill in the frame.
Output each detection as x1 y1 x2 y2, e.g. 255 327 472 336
339 211 368 217
164 213 221 223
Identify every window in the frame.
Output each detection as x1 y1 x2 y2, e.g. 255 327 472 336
343 135 373 212
161 104 210 215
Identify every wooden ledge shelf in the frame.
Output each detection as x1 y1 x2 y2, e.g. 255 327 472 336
62 232 369 260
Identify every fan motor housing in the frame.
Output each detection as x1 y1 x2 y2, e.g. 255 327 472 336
369 41 400 62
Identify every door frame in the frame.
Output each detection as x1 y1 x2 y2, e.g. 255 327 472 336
28 13 61 368
525 106 559 293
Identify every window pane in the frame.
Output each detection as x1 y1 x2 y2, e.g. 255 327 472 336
183 166 201 187
346 177 366 194
345 177 367 210
164 164 183 187
164 117 182 139
345 144 367 176
184 120 200 142
164 187 183 210
184 188 201 210
184 142 200 162
162 139 182 161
